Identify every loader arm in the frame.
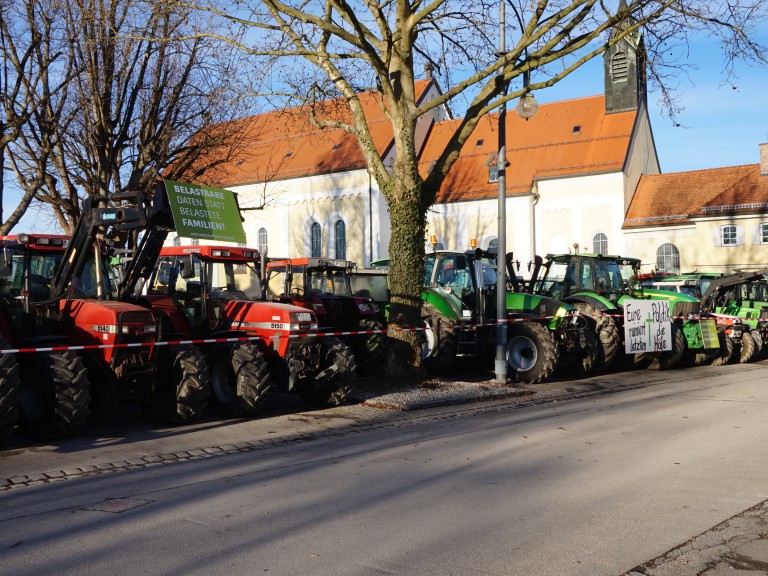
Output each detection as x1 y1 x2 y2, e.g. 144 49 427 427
700 268 768 312
116 184 177 300
49 194 148 306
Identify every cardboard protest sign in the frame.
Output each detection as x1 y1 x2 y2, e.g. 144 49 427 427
623 299 672 354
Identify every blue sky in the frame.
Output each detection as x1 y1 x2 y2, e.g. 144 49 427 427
4 30 767 233
535 38 768 174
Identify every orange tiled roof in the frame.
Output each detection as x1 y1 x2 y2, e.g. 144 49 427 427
624 164 768 228
197 81 434 187
419 95 636 203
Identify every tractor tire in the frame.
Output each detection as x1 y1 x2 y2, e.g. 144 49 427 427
300 339 356 406
757 330 768 359
710 331 734 366
0 349 20 443
19 351 90 439
681 350 710 367
751 330 764 358
573 303 621 370
626 352 653 371
656 323 686 370
355 318 387 376
738 331 757 363
156 344 211 423
421 307 458 375
577 325 599 376
556 317 597 377
211 343 271 417
505 321 558 384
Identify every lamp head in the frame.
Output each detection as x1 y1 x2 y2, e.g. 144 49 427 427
516 93 538 120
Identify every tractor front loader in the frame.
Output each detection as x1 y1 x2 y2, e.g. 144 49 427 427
115 184 355 411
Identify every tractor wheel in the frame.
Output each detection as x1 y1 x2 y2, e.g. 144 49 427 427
681 350 710 367
757 330 768 359
421 307 458 375
577 324 599 376
556 317 597 377
156 344 211 423
19 351 90 439
355 318 387 376
211 343 271 417
0 348 20 443
300 339 355 406
738 331 757 363
505 322 558 384
751 330 764 358
573 303 621 370
656 323 686 370
710 331 734 366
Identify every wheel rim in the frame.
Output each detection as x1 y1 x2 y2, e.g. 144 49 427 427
505 335 538 372
421 319 436 359
211 358 235 403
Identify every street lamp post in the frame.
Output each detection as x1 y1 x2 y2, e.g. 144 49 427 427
495 0 538 384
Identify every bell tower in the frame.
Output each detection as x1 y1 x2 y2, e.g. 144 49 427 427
604 0 647 113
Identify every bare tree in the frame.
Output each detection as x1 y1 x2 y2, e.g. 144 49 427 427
1 0 263 234
0 0 66 233
196 0 768 379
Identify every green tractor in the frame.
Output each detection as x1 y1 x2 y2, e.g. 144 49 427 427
368 249 597 383
651 272 724 299
529 253 721 369
699 269 768 363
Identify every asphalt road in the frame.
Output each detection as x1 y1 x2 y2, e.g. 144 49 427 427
1 362 767 575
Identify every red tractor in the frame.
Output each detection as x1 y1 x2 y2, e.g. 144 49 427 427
0 234 67 440
114 186 356 411
264 257 386 375
0 198 175 439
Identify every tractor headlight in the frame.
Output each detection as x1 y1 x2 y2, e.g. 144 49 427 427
289 311 318 331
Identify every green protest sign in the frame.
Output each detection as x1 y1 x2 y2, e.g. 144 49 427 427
164 180 246 244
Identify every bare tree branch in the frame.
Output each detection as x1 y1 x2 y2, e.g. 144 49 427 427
1 0 266 233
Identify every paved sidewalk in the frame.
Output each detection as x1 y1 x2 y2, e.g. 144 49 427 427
623 499 768 575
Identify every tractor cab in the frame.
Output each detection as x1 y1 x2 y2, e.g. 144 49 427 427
531 253 637 302
424 249 499 324
265 257 378 331
147 245 264 338
265 257 384 375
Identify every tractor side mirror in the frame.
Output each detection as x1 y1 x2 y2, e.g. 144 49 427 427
179 255 195 279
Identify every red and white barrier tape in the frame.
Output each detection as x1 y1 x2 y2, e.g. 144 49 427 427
0 311 760 354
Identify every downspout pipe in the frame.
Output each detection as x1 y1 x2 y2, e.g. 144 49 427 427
530 181 539 263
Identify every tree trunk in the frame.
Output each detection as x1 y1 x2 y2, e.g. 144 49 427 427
383 166 428 383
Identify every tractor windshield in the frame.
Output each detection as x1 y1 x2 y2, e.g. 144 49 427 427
0 248 64 301
148 256 262 300
210 260 262 300
431 254 473 294
307 267 351 297
538 258 573 298
594 260 625 295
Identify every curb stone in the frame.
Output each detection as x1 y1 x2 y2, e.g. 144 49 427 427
354 380 532 410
